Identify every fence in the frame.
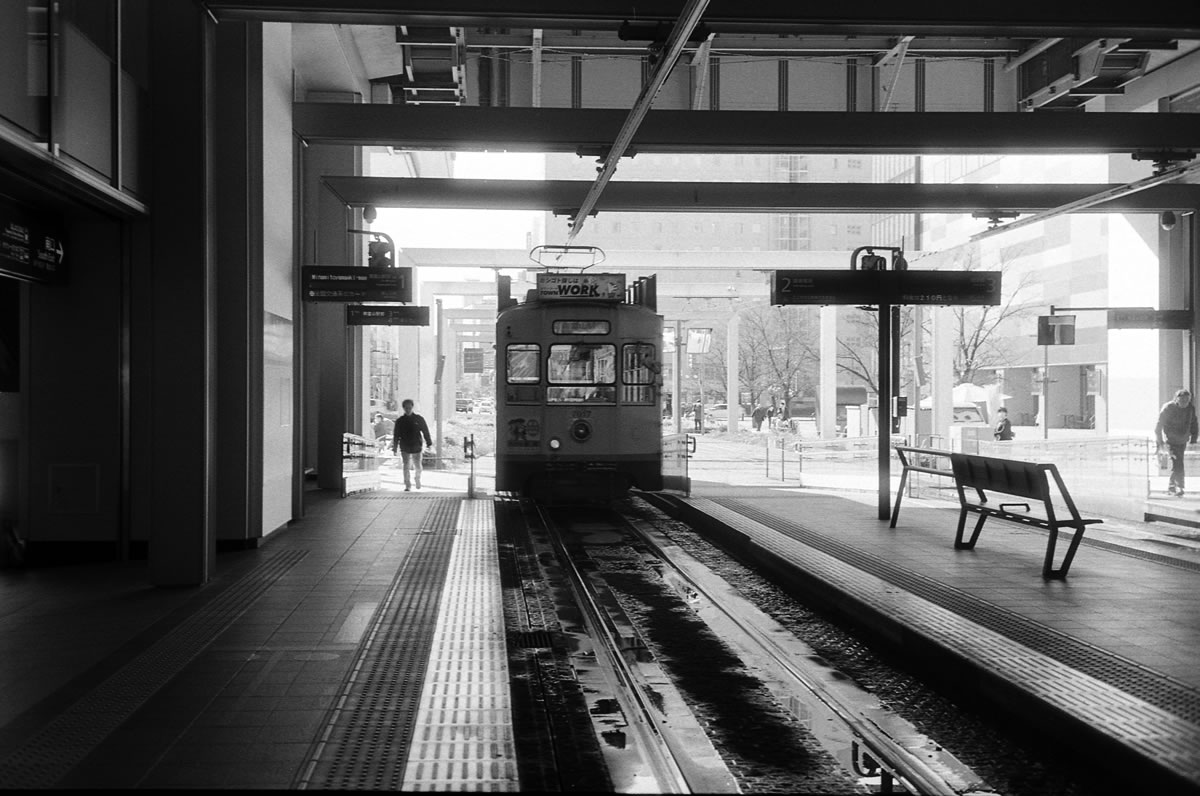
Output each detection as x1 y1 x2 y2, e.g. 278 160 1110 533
747 432 1158 521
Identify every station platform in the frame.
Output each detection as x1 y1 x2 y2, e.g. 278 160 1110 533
0 450 1198 790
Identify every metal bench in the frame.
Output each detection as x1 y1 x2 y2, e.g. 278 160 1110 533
948 452 1102 578
890 446 962 528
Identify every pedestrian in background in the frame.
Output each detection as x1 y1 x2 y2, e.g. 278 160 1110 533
752 404 766 432
993 407 1014 441
1155 388 1198 497
392 399 433 491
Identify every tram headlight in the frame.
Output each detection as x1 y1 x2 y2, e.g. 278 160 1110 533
548 438 562 450
569 419 593 442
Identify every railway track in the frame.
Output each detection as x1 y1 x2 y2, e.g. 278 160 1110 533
523 499 988 794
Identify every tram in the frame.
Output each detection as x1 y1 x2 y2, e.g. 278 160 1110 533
495 272 663 502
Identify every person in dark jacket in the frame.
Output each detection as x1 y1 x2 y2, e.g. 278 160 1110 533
993 407 1014 441
391 398 433 491
1155 388 1199 497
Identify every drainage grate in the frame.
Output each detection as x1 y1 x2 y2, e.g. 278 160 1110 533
511 630 555 649
299 499 460 790
717 498 1200 726
0 549 308 789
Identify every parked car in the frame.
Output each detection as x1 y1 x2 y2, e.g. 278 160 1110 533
705 403 745 423
455 398 473 413
473 398 496 414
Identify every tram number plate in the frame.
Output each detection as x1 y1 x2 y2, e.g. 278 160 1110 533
570 409 593 419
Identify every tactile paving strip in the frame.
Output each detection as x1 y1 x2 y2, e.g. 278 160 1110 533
720 498 1200 725
299 499 461 790
700 498 1200 786
0 549 308 789
402 499 518 791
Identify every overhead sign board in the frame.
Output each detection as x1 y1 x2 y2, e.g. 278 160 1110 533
1 198 66 284
463 349 484 373
345 305 430 326
1107 307 1192 330
536 271 625 301
890 271 1001 305
771 270 1001 306
302 266 412 303
771 270 883 305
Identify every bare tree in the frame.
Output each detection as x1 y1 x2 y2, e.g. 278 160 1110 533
837 240 1041 396
697 304 820 409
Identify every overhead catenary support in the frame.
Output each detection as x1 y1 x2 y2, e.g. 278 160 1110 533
876 35 914 113
690 33 715 110
972 158 1200 241
564 0 711 243
531 28 542 107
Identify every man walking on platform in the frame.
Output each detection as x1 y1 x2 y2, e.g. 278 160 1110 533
392 398 433 491
1155 388 1198 497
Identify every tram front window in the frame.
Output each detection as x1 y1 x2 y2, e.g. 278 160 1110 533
548 344 615 403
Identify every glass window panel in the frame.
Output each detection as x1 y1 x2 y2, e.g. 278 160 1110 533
120 0 149 196
548 386 615 404
621 385 654 405
548 344 615 385
506 344 540 383
552 320 610 335
0 1 49 139
622 343 655 385
621 343 656 405
58 1 116 179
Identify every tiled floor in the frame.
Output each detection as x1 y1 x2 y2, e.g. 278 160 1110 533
2 453 1199 789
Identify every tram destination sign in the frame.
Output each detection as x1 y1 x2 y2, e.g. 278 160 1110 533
345 305 430 326
1 197 66 284
302 266 412 303
536 272 625 301
771 269 1001 306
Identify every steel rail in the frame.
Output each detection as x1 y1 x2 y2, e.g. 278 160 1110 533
532 504 694 793
621 508 967 796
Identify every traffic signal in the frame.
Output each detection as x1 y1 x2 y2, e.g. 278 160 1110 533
368 239 394 268
859 252 887 270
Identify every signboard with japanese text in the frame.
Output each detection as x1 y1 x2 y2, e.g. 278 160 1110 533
1 198 66 284
771 269 1001 306
302 266 412 303
536 271 625 301
890 270 1001 305
1107 308 1191 330
345 305 430 326
463 349 484 373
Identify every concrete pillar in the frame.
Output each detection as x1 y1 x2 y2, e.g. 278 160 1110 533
726 313 739 430
140 1 218 585
301 94 362 491
931 307 955 447
819 306 837 438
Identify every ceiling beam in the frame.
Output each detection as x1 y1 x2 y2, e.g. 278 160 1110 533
207 2 1200 39
294 104 1200 154
324 177 1200 214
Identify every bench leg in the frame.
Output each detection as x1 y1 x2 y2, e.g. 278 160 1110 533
955 510 986 549
1043 524 1087 579
889 470 910 528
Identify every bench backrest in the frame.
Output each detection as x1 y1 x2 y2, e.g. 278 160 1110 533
949 453 1050 501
